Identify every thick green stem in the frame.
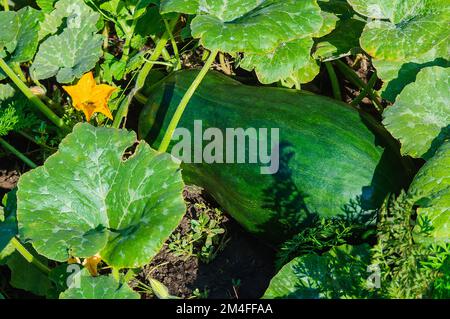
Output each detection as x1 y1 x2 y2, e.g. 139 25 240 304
158 49 219 153
11 238 51 275
351 72 378 107
0 137 37 168
334 59 383 111
112 17 179 129
2 0 8 11
325 61 342 101
0 58 69 131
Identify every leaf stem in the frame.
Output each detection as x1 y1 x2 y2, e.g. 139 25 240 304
112 17 179 129
158 49 219 153
325 61 342 101
2 0 8 11
164 18 181 70
11 237 51 275
351 72 378 107
0 137 37 168
334 59 383 111
0 58 69 132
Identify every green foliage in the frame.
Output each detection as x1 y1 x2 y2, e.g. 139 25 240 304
0 84 40 136
409 141 450 243
348 0 450 99
276 213 374 269
371 192 449 298
161 0 324 84
264 244 374 299
168 203 226 263
17 123 186 268
31 0 104 83
0 190 18 262
6 250 55 298
383 66 449 159
59 269 140 299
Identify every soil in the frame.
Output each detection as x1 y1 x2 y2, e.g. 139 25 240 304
135 186 277 299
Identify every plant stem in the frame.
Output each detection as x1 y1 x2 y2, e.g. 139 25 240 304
11 63 26 82
112 267 120 281
334 59 383 111
0 58 69 132
134 92 148 105
351 72 378 107
11 237 51 275
164 19 181 70
2 0 8 11
325 61 342 101
18 131 57 151
0 137 37 168
112 17 179 129
158 49 219 153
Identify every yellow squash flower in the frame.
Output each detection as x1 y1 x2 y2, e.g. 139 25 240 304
63 72 116 122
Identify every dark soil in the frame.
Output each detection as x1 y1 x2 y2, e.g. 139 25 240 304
135 186 276 299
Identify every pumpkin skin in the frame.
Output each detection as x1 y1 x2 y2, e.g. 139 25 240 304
139 70 413 244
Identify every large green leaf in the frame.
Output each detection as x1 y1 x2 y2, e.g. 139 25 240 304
373 56 449 102
263 245 374 299
17 123 185 268
31 29 103 83
409 141 450 244
31 0 103 83
59 269 140 299
7 7 43 63
240 38 314 84
348 0 449 61
382 66 449 159
161 0 323 54
0 7 43 80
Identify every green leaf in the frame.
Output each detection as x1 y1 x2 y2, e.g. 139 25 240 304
284 57 321 88
17 123 185 269
0 7 43 70
263 245 373 299
0 11 19 50
59 269 140 299
161 0 323 54
348 0 449 61
6 250 55 297
39 0 100 39
382 66 449 159
409 141 450 244
32 0 103 83
36 0 58 12
31 28 103 83
374 57 449 102
240 38 314 84
314 18 365 61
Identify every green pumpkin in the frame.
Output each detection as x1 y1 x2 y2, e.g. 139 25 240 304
139 70 413 244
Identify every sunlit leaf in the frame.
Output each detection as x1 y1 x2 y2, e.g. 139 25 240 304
59 269 140 299
17 123 186 269
409 141 450 244
263 245 373 299
383 66 449 159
